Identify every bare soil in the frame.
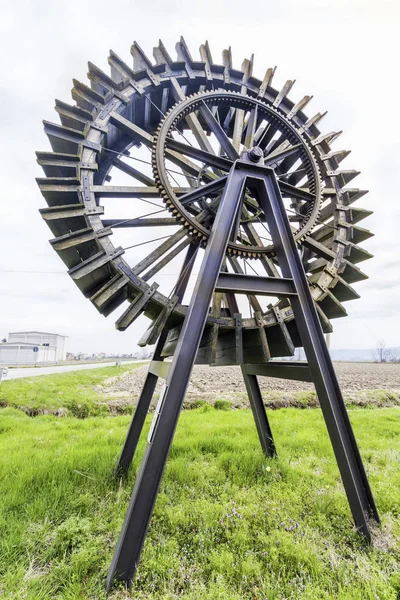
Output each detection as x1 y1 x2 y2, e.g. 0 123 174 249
99 362 400 412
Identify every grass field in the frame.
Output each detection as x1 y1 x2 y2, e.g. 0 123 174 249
0 364 143 417
0 367 399 599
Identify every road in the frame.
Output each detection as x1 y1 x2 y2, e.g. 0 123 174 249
2 360 142 380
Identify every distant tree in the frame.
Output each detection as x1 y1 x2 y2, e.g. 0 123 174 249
375 339 387 363
386 347 400 363
374 339 395 363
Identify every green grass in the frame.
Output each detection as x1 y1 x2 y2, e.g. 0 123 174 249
0 403 399 599
0 364 144 417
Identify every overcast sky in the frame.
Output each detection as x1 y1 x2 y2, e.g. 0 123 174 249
1 0 399 354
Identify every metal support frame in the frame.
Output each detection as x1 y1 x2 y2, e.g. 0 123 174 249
216 272 296 297
241 365 276 457
252 164 379 539
107 158 378 591
114 243 198 475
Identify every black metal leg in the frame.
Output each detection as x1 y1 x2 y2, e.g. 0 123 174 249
241 366 276 457
256 168 379 536
115 371 159 476
114 244 199 476
106 168 246 590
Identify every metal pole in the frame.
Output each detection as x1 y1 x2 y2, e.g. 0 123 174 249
254 166 379 537
115 243 198 475
241 366 276 457
107 167 246 590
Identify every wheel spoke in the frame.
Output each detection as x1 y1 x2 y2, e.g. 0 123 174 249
199 102 239 160
132 229 187 275
232 107 245 152
91 185 190 198
286 168 309 187
179 176 228 206
165 137 233 171
110 112 153 148
264 143 301 166
143 238 191 281
113 158 155 186
255 120 278 150
103 217 177 228
278 180 315 202
244 107 258 148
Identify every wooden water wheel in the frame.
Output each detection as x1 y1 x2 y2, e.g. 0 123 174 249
36 38 373 363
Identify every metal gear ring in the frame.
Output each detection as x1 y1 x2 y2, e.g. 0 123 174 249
152 90 322 258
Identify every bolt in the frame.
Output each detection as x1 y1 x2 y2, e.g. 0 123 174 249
248 146 264 163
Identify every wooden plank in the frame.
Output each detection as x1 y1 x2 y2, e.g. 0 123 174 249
132 229 187 276
90 273 130 311
40 204 104 220
234 313 243 364
139 295 179 346
50 227 111 251
102 218 177 228
209 293 223 364
68 248 124 280
254 311 270 361
90 185 189 198
113 157 155 186
115 283 159 331
143 238 191 282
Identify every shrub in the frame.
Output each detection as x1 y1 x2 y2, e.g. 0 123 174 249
189 399 208 409
214 400 232 411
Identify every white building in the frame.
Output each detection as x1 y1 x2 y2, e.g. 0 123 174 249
0 331 68 365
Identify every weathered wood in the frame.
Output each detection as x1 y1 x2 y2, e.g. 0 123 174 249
90 273 130 314
273 79 295 108
254 311 270 361
113 157 155 186
132 229 187 276
68 248 124 280
50 226 111 251
115 283 159 331
138 295 179 346
234 313 243 364
209 293 223 364
90 185 189 198
103 217 177 228
143 238 191 282
40 204 104 220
